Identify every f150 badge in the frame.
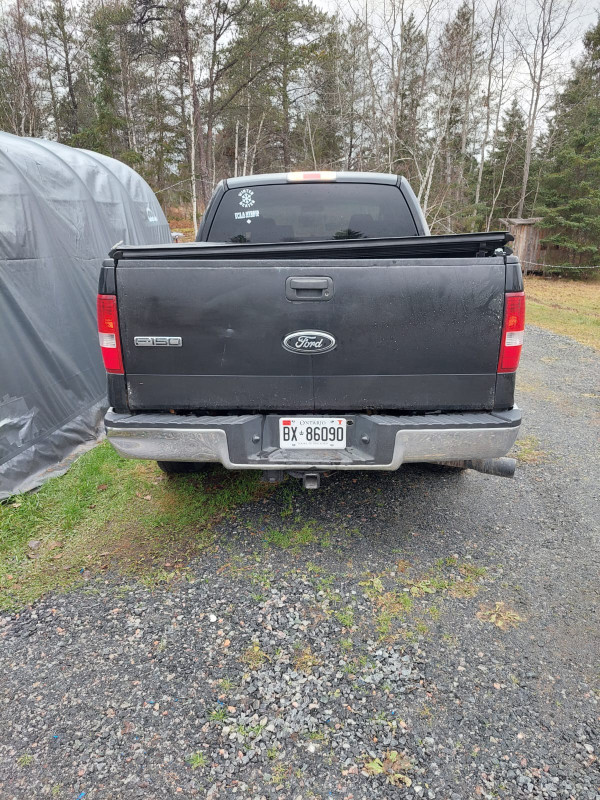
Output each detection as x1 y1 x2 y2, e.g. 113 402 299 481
134 336 182 347
282 330 336 354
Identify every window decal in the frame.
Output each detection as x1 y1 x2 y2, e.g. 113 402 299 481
238 189 255 208
234 209 260 220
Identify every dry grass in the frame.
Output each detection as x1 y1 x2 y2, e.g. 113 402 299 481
524 276 600 350
476 601 524 631
293 645 322 673
241 643 269 670
512 435 547 464
167 207 196 242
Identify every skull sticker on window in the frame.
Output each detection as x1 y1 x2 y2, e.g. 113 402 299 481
238 189 255 208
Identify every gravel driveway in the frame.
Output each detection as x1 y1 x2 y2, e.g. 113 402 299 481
1 325 598 800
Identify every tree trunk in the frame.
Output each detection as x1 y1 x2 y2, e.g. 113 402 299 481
39 9 61 140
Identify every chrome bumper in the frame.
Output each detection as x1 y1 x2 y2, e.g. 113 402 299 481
105 409 520 471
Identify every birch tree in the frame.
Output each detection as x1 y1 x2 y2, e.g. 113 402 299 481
513 0 574 217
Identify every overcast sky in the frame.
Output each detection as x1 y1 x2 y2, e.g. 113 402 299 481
314 0 599 64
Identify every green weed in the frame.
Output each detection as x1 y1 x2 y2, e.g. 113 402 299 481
335 607 355 627
362 750 412 787
241 643 269 669
187 751 207 769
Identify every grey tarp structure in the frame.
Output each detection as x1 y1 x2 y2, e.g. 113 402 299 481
0 133 172 499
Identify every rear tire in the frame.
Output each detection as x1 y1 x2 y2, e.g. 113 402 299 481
156 461 208 475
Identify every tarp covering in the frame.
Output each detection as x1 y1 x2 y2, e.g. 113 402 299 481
0 133 172 499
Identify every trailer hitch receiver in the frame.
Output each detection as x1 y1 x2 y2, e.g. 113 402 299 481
302 472 321 490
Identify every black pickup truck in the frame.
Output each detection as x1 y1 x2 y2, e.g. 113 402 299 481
98 171 525 489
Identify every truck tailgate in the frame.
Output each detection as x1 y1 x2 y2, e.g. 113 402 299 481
115 256 506 413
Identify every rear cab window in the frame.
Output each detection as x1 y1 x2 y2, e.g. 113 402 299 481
206 182 418 244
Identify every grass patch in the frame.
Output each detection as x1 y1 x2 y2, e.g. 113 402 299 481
358 559 488 640
374 592 413 638
271 762 291 783
524 275 600 350
277 480 299 517
241 643 269 669
334 606 355 627
218 556 274 591
512 435 547 464
459 563 487 579
449 581 480 598
0 442 265 610
293 645 321 673
305 729 329 742
235 722 266 740
262 521 325 550
187 751 207 769
359 575 385 598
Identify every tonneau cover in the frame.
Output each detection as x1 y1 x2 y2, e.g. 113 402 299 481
110 231 513 262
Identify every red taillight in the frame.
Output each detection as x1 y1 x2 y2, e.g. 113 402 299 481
97 294 124 374
497 291 525 373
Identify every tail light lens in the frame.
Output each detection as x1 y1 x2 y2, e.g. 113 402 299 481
97 294 124 374
497 291 525 373
287 171 336 181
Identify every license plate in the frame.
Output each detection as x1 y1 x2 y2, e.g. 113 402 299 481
279 417 347 449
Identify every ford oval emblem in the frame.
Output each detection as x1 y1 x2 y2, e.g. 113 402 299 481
283 330 336 355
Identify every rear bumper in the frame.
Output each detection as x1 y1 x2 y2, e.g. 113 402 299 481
105 408 521 471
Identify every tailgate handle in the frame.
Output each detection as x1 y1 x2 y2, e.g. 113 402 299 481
286 276 333 301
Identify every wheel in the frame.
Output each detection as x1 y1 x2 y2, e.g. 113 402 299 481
156 461 208 475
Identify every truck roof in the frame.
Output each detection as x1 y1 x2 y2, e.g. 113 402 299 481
225 171 400 189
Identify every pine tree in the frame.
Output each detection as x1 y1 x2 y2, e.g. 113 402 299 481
393 12 427 186
72 2 129 158
537 20 600 266
479 97 527 228
264 0 328 171
307 27 346 169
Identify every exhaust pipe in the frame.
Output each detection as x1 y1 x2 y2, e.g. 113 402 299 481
435 457 516 478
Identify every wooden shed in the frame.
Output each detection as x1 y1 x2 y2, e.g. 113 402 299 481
499 218 543 273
